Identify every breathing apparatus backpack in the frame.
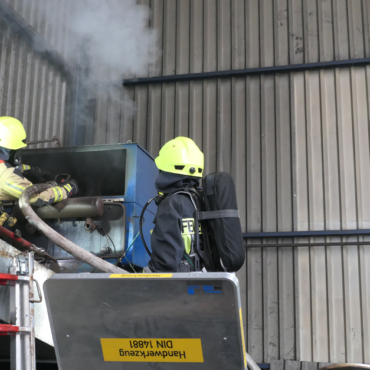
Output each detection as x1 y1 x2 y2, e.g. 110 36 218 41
139 172 245 272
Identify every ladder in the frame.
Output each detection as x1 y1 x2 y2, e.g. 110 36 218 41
0 252 39 370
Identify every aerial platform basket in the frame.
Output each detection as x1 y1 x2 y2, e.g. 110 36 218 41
44 272 247 370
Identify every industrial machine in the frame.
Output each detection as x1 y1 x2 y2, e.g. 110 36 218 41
13 143 159 273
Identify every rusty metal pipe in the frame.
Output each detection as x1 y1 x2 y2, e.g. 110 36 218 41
26 135 63 147
19 184 127 274
0 225 56 261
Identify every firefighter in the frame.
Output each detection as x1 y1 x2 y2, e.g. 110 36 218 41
144 136 204 273
0 116 78 206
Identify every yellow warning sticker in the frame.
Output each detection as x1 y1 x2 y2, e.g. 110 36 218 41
239 308 247 368
109 274 173 278
100 338 204 363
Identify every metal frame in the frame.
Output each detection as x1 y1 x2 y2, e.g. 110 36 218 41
0 253 36 370
122 58 370 86
243 229 370 239
243 229 370 248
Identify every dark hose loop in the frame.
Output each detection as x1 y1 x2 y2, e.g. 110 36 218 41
139 197 154 257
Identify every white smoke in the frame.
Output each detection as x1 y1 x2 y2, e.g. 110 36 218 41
66 0 157 79
29 0 157 143
66 0 157 131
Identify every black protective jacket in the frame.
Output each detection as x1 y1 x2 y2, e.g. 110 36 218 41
147 171 201 272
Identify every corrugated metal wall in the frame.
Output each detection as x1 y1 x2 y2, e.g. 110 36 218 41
92 0 369 365
3 0 370 365
0 0 71 147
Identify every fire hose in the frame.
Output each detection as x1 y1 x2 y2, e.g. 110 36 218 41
19 184 127 274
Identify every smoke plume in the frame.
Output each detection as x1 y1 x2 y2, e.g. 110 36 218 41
66 0 157 78
37 0 158 143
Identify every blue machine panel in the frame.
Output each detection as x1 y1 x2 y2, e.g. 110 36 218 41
117 143 159 267
19 143 159 271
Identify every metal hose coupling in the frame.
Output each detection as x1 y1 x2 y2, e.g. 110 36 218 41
84 218 96 233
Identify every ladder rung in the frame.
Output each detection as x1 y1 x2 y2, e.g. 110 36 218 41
0 273 18 281
0 273 29 285
0 325 30 336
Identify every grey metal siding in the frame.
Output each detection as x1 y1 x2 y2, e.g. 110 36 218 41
114 0 370 365
0 0 70 147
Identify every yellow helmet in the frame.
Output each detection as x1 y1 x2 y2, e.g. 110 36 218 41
155 137 204 177
0 116 27 150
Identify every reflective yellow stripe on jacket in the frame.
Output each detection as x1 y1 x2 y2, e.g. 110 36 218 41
3 181 27 198
0 162 69 205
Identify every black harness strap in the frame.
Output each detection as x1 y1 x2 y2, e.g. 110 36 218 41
198 209 239 220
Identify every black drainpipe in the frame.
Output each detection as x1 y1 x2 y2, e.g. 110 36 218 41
123 58 370 86
243 229 370 248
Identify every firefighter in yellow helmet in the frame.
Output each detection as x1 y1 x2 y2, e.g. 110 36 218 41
0 116 78 206
144 136 204 273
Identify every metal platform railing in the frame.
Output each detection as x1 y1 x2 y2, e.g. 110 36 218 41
0 253 38 370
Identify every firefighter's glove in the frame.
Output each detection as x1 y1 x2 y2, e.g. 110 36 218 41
63 179 78 198
17 164 53 183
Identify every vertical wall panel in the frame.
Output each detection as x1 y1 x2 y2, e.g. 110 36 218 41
335 64 362 362
275 0 294 359
306 71 328 362
202 0 217 174
107 84 123 145
0 26 10 112
288 0 304 64
231 0 246 234
216 0 231 172
231 0 247 362
160 0 176 145
188 0 203 149
246 77 263 363
260 3 279 361
291 71 311 361
132 0 151 148
174 0 189 138
348 0 365 59
94 84 109 145
146 0 163 155
360 241 370 365
364 0 370 58
0 0 70 146
317 0 334 61
333 1 350 60
320 67 345 363
134 84 149 147
120 88 135 142
245 0 263 361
